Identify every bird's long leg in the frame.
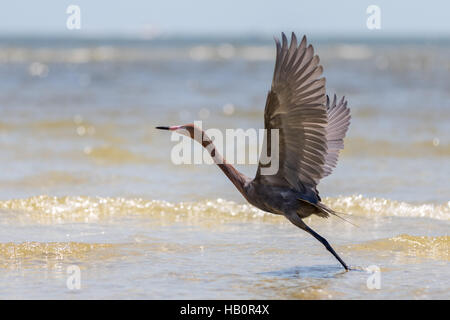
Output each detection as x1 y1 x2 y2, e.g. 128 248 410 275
286 214 349 271
303 224 349 271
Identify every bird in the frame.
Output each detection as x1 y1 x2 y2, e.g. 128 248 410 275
157 32 352 270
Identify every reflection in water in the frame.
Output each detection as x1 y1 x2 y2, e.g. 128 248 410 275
260 265 347 279
249 265 354 299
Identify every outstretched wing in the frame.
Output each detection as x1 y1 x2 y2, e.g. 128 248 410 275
255 32 328 193
322 94 351 177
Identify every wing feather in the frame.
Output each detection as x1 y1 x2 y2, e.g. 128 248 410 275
255 33 351 193
322 95 351 177
255 32 327 192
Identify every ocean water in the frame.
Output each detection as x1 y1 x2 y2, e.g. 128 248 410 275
0 35 448 299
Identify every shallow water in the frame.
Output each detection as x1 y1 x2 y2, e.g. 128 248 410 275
0 35 448 299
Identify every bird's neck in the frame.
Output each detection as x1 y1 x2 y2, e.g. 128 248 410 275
216 162 247 195
198 133 247 195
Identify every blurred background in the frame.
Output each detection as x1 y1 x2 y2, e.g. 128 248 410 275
0 1 448 299
0 0 449 202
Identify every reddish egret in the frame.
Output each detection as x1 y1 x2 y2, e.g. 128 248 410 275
157 32 351 270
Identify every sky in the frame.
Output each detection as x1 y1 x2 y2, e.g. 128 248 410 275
1 0 449 36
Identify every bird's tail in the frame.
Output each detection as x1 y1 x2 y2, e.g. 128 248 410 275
298 198 359 227
316 202 359 228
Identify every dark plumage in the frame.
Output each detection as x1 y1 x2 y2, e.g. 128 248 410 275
157 32 352 270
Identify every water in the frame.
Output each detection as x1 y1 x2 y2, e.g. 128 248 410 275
0 35 448 299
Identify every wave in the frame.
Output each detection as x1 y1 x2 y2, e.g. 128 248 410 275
344 234 449 261
0 195 448 224
323 195 449 220
0 43 448 67
0 242 118 269
0 241 216 269
0 46 274 63
1 234 446 269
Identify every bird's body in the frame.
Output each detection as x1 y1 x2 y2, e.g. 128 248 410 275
157 32 352 270
245 181 319 217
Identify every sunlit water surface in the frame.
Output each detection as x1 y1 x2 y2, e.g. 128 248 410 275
0 35 448 299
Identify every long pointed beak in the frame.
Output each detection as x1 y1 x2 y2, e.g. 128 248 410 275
156 125 182 131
